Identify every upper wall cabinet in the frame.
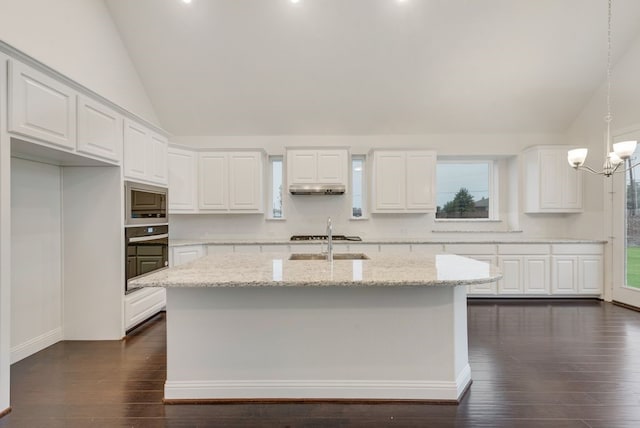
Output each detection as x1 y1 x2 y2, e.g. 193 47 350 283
522 146 582 213
124 119 168 186
9 60 77 150
198 151 264 213
370 150 437 213
168 147 198 212
77 95 122 163
287 149 348 189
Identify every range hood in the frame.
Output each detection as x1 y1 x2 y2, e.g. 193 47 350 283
289 184 346 195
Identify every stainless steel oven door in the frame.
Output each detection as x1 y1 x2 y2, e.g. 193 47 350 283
125 225 169 293
125 181 168 226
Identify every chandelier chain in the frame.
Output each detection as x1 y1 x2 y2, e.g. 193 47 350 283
605 0 612 153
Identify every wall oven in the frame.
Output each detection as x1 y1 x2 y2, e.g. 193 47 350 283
125 181 168 226
125 224 168 294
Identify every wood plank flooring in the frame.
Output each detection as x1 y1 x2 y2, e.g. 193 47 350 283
2 299 640 427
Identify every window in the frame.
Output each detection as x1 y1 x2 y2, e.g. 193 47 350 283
436 161 494 220
352 156 365 218
270 156 283 218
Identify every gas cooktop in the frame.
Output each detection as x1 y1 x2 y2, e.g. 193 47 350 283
290 235 362 241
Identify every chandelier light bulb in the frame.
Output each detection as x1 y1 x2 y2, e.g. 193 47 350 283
613 140 638 160
568 149 588 168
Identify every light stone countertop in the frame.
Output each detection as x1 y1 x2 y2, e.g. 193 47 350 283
130 252 502 289
169 238 606 247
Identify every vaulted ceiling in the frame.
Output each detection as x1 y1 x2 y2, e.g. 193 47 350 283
104 0 640 136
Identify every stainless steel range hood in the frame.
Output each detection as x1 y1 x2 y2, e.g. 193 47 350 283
289 184 346 195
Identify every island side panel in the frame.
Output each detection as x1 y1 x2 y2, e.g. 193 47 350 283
165 286 470 401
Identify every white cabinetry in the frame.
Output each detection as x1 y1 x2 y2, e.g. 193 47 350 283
168 147 197 212
551 244 603 295
523 146 582 213
552 256 578 294
9 60 76 149
444 244 497 295
198 151 264 213
497 245 550 295
77 95 122 163
171 245 204 267
287 149 348 188
124 288 166 331
229 152 263 211
370 150 436 213
199 152 227 210
124 119 168 185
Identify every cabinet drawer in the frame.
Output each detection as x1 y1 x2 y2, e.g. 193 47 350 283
551 244 603 255
125 288 166 330
444 244 496 255
498 244 550 255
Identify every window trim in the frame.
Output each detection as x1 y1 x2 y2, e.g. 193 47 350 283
434 159 498 222
351 154 367 219
268 155 284 220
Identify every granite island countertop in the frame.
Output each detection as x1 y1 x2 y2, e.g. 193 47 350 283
169 238 606 247
130 252 502 289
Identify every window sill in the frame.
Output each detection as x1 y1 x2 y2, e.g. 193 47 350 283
265 217 286 221
349 217 369 221
434 219 501 223
431 229 523 233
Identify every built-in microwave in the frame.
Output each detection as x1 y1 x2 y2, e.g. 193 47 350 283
124 181 168 226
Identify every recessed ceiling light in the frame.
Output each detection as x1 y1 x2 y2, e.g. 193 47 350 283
291 0 301 4
182 0 192 4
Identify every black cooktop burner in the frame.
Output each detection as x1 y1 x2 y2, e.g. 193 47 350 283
290 235 362 241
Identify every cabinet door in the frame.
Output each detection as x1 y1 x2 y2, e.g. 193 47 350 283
288 151 317 184
467 255 497 295
538 150 562 209
562 167 582 210
77 95 122 162
172 246 204 267
9 60 76 149
552 256 578 294
199 152 228 210
168 148 197 212
498 256 523 294
523 256 550 294
406 151 436 211
149 133 168 185
579 255 603 294
124 120 149 181
373 152 406 211
317 150 346 184
229 152 262 211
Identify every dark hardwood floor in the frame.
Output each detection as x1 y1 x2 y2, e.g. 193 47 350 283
2 299 640 427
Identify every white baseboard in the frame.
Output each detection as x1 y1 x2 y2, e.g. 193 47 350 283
11 327 63 364
165 376 471 401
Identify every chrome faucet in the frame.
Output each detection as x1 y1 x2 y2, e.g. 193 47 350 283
326 217 333 261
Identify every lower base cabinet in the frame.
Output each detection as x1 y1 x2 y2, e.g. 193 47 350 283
171 245 205 267
124 288 166 331
167 242 604 297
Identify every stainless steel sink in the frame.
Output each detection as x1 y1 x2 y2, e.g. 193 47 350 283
289 253 370 261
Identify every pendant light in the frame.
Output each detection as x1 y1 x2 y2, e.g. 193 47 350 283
567 0 638 177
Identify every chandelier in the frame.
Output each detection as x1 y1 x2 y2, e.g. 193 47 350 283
567 0 637 177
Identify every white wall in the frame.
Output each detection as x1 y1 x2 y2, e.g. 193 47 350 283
0 0 159 126
10 158 62 364
0 52 11 412
566 27 640 299
170 133 578 241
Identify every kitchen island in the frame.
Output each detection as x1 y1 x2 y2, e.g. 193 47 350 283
130 251 501 402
